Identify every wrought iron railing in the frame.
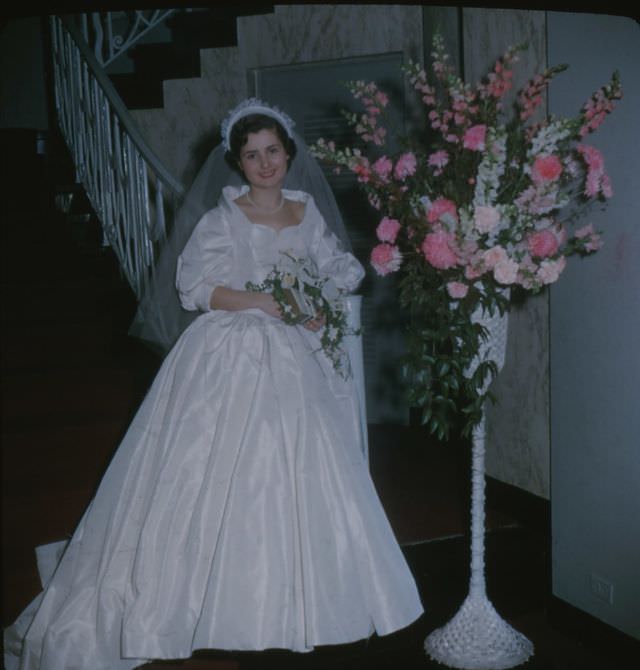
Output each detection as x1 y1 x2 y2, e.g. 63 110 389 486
50 14 185 299
81 10 178 67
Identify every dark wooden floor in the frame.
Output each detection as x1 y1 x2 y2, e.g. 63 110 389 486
2 129 639 669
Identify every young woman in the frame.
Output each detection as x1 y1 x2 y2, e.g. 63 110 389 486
5 100 423 669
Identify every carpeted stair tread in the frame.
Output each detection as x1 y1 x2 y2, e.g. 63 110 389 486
1 318 117 371
1 366 138 429
2 418 130 493
0 275 133 325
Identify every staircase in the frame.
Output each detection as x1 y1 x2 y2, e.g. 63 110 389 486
0 127 152 615
108 6 273 110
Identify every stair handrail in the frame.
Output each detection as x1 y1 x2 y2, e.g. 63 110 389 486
50 14 186 300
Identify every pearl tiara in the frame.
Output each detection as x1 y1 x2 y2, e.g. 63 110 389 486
221 98 296 152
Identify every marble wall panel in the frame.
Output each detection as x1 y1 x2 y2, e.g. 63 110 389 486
239 4 423 69
134 5 423 192
462 8 550 499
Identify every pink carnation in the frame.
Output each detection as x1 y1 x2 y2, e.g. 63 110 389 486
528 229 560 258
370 243 402 276
494 259 519 285
427 197 458 225
463 124 487 151
465 263 485 280
376 217 401 244
446 281 469 299
482 245 508 269
372 155 393 182
531 154 563 184
394 152 417 180
474 205 500 234
421 231 458 270
536 257 567 285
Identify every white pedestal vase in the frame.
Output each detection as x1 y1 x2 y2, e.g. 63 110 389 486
424 297 534 669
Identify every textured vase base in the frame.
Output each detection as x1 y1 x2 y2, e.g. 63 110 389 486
424 593 534 670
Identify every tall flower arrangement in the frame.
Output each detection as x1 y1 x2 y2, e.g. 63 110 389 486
311 35 622 439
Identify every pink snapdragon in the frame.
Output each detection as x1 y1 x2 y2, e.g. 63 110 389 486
393 152 417 180
352 158 372 183
579 74 622 136
531 154 563 184
463 124 487 151
427 150 449 176
376 217 401 244
427 197 458 225
446 281 469 299
372 155 393 182
528 229 560 258
575 224 603 251
577 144 612 198
370 243 402 276
422 231 458 270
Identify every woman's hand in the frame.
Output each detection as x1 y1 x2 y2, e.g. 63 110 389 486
303 313 326 332
256 292 284 320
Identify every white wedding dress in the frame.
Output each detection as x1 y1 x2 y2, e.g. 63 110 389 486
4 186 424 670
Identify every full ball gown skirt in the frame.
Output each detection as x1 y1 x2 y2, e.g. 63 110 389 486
4 188 424 669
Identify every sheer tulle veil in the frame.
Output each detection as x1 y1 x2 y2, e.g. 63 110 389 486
129 103 352 354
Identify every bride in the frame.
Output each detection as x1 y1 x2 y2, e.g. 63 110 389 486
4 100 424 669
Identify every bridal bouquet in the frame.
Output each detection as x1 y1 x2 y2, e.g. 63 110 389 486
246 253 360 379
311 34 622 438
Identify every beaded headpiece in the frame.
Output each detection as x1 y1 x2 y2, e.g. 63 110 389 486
221 98 296 152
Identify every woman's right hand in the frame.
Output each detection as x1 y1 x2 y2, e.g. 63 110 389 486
256 292 283 320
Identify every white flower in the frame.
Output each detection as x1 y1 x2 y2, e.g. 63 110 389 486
281 272 295 289
321 278 340 301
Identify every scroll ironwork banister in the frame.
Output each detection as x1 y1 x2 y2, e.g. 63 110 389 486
50 14 185 300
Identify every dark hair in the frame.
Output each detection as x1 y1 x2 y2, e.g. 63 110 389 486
224 114 297 174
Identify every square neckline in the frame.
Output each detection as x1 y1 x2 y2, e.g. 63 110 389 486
232 194 309 234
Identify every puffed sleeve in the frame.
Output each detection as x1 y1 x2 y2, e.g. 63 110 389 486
309 198 365 293
176 207 233 312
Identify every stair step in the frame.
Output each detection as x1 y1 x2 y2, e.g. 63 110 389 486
1 318 116 371
1 366 138 429
0 277 118 324
108 6 276 111
2 419 129 497
109 71 165 110
165 10 239 49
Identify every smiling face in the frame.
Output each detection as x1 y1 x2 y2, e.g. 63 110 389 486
238 128 289 190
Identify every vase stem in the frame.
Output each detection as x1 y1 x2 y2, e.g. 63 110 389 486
469 414 487 598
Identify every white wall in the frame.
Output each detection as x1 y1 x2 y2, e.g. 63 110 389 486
548 12 640 639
